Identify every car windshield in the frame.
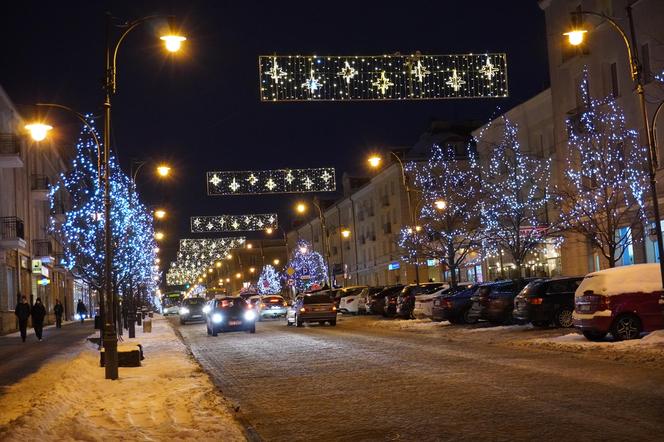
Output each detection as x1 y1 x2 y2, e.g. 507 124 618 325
218 298 246 310
183 298 204 305
303 294 332 304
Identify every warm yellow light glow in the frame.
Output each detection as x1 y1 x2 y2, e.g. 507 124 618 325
215 261 222 268
564 29 587 46
156 165 171 177
160 35 186 52
296 203 306 214
154 231 165 240
266 227 274 235
225 277 230 282
154 209 167 219
197 277 203 283
434 200 447 210
246 243 253 249
226 253 232 260
249 267 256 273
273 259 280 265
367 155 382 168
208 268 213 273
25 123 53 142
235 272 242 279
415 225 422 232
341 229 351 238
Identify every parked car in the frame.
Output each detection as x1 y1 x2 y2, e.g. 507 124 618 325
357 287 385 314
513 277 582 328
287 293 337 327
179 297 207 324
431 284 479 324
257 295 288 320
396 283 447 318
368 285 404 315
205 296 257 336
413 284 451 319
467 279 537 324
338 286 369 314
573 264 664 341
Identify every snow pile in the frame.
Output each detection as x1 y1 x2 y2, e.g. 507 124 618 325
463 324 534 333
512 330 664 366
369 318 451 331
0 317 246 442
575 263 662 297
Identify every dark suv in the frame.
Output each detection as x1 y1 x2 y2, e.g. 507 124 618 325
431 284 478 324
368 285 404 315
179 297 207 324
395 283 446 318
467 279 537 324
206 296 257 336
513 277 582 327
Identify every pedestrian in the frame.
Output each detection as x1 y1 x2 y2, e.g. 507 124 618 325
54 299 64 328
14 295 31 343
31 297 47 341
76 299 87 323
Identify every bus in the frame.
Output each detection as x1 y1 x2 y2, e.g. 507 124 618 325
161 291 183 314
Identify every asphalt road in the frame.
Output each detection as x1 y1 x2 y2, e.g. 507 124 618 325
0 320 96 390
175 316 664 442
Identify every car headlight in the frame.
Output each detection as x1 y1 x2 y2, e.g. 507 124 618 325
244 310 256 321
212 313 223 323
74 314 81 320
179 307 190 315
202 305 211 314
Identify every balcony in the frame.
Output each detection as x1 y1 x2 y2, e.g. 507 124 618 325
31 175 51 201
0 134 23 168
32 239 54 259
0 216 27 250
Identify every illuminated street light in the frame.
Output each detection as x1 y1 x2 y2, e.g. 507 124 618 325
563 29 587 46
226 253 232 260
246 243 253 249
367 155 382 168
266 227 274 235
197 277 203 283
156 165 171 177
208 268 213 273
160 34 186 52
434 200 447 210
249 267 256 273
296 203 307 214
25 123 53 141
154 209 167 219
154 231 165 241
341 228 351 238
215 261 222 268
235 273 242 279
273 259 280 265
225 277 230 283
415 225 422 232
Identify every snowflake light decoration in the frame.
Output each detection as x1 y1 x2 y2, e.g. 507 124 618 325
207 168 336 195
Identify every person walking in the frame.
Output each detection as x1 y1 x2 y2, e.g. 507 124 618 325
54 299 64 328
76 299 87 323
14 295 31 343
31 298 47 341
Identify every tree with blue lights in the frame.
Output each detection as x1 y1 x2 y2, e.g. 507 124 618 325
287 239 327 292
399 144 484 287
258 265 282 294
558 69 648 268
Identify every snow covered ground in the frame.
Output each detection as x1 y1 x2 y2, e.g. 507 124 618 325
368 318 451 331
0 317 246 441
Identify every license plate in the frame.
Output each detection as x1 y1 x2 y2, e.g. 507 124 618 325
229 320 241 326
192 315 201 318
577 304 591 312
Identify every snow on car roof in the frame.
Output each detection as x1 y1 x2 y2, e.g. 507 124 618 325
575 263 663 297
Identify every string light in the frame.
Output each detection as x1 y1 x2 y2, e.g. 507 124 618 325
259 53 508 101
191 214 278 232
207 167 336 195
286 239 327 292
258 264 282 294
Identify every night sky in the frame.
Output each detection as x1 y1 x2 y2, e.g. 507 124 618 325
1 1 549 271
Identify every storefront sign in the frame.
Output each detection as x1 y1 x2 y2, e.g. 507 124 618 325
388 262 400 271
31 259 42 274
427 259 439 267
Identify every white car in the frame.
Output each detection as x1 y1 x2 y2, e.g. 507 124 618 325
162 304 180 316
337 286 369 314
413 285 451 319
257 295 288 320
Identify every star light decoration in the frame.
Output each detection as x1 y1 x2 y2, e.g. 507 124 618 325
191 214 278 233
259 53 507 101
265 56 287 82
207 168 336 195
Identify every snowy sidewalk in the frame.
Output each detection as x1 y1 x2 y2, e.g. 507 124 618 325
0 317 246 441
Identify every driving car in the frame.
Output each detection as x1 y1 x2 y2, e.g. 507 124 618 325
431 284 479 324
179 297 207 324
205 296 257 336
286 293 337 327
337 286 369 314
513 277 582 327
257 295 288 320
162 303 180 316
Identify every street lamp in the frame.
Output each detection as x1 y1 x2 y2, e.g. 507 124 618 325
341 228 351 238
156 165 171 177
25 123 53 141
160 35 186 52
155 231 165 241
434 200 447 211
154 209 166 219
273 258 280 265
564 7 664 287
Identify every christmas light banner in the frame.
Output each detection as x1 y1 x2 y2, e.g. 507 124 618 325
259 53 508 101
191 214 278 233
178 237 246 254
207 168 336 195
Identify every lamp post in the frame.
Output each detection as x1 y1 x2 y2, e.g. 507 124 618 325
368 151 420 284
101 13 185 379
565 6 664 287
296 200 332 286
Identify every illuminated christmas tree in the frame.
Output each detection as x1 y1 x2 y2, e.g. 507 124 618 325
257 265 282 294
475 116 554 276
558 69 648 267
399 144 484 286
287 239 327 292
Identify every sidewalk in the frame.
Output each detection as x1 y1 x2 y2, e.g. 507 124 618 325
0 317 246 441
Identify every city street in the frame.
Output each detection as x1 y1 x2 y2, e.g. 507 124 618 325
174 316 664 442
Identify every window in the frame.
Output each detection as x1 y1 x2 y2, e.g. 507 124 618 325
641 43 651 83
615 226 634 266
610 62 619 98
6 268 16 310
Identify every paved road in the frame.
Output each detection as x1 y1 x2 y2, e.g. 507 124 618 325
0 321 96 390
175 316 664 442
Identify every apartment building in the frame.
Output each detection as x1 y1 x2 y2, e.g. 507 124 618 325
0 85 91 333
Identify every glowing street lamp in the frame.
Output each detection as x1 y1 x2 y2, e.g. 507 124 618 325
226 253 232 260
367 155 382 168
235 272 242 279
154 209 167 219
246 243 253 249
25 123 53 142
225 277 230 283
215 261 222 268
160 34 186 52
296 203 307 214
341 228 351 238
156 165 171 177
273 259 280 265
208 268 213 273
563 29 587 46
434 200 447 210
249 267 256 274
154 231 165 241
266 227 274 235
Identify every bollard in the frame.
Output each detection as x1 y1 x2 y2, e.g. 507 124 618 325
143 318 152 333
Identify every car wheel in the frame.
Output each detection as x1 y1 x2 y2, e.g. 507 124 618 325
295 315 303 327
329 320 337 326
554 309 574 328
582 330 607 341
532 320 549 328
611 314 642 341
463 308 478 325
249 324 256 334
206 324 211 335
212 327 218 337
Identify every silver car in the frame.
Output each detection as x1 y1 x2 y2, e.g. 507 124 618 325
257 295 288 320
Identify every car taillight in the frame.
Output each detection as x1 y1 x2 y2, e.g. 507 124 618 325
529 297 543 305
300 307 306 312
332 306 337 311
283 302 288 307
